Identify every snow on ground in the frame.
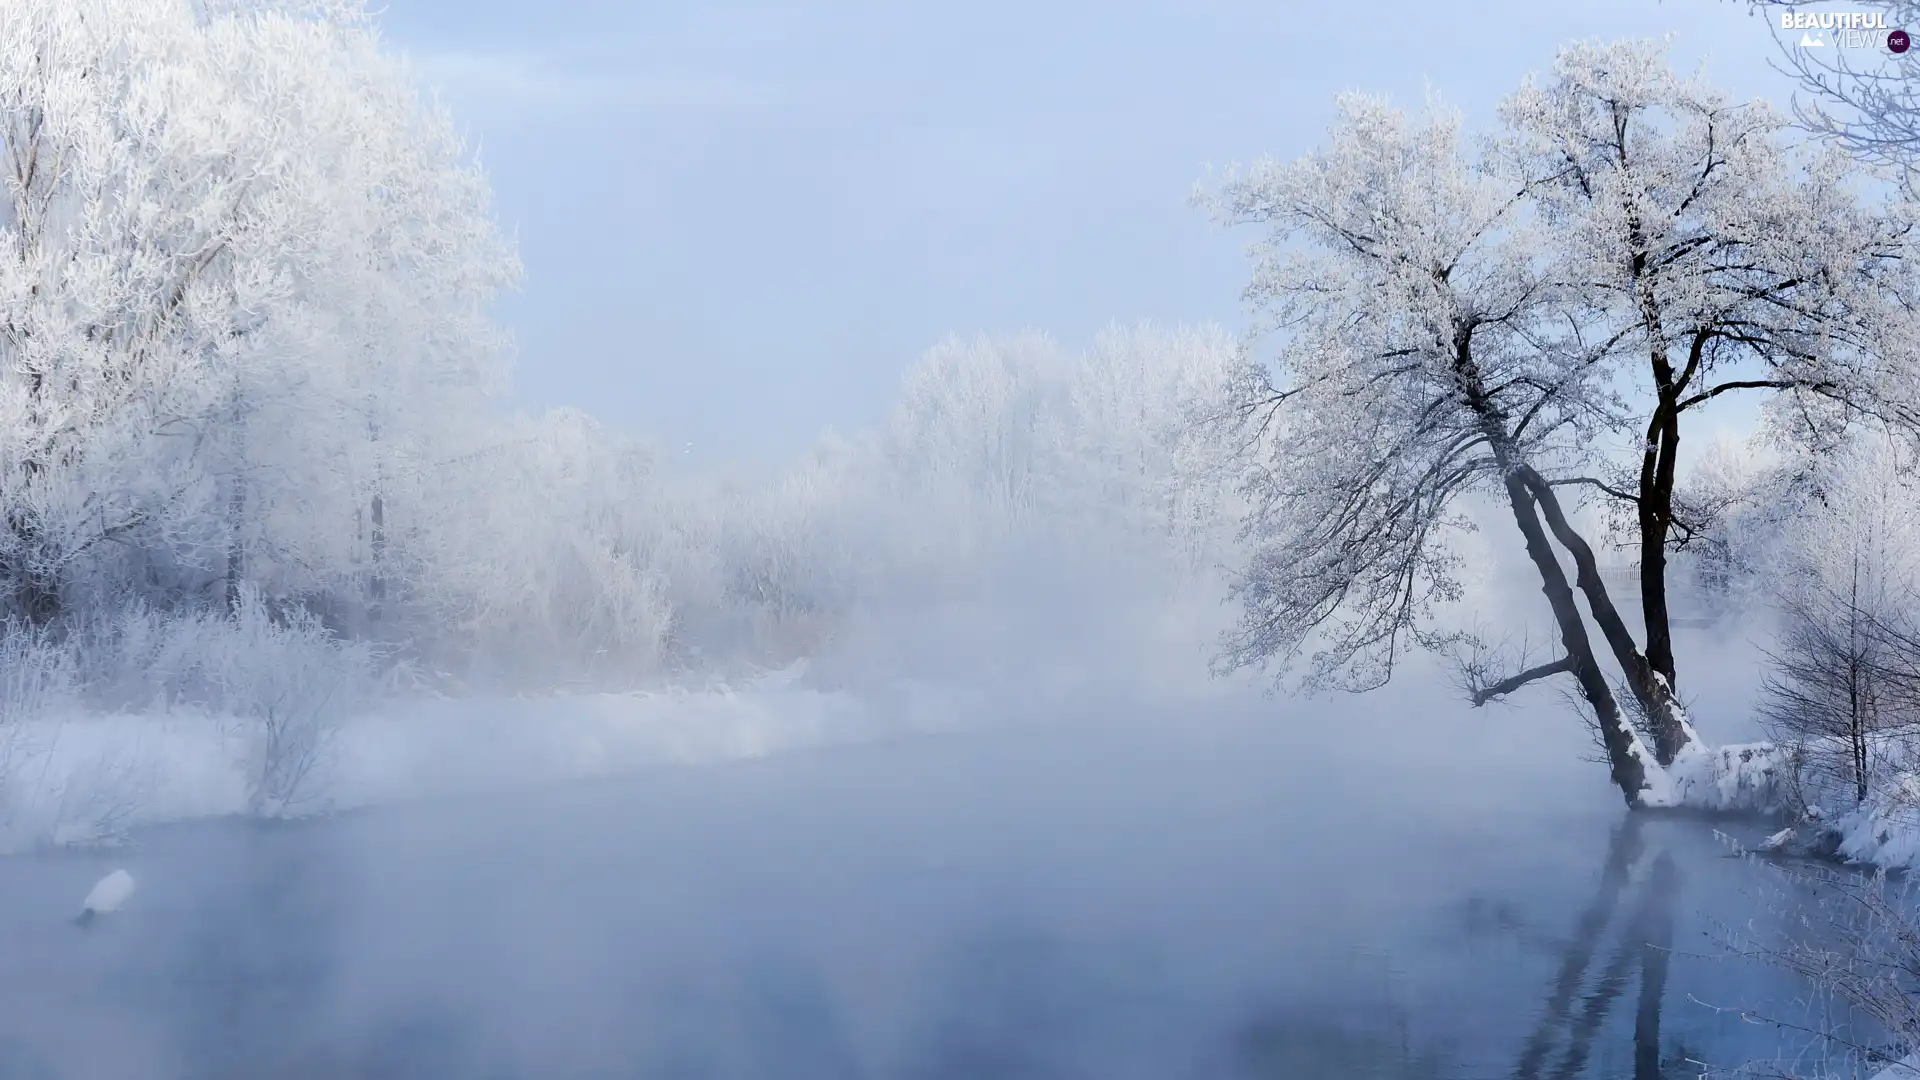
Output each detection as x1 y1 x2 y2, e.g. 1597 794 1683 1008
1827 773 1920 870
1663 741 1793 817
0 663 971 854
1664 735 1920 874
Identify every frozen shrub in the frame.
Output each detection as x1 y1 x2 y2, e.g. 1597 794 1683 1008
200 589 377 816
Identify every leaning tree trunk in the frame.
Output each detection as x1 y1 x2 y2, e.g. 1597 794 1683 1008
1520 468 1693 766
1456 336 1653 805
1501 470 1650 806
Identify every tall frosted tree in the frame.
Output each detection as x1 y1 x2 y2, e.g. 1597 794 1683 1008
1203 42 1920 805
1203 92 1675 803
1499 40 1920 763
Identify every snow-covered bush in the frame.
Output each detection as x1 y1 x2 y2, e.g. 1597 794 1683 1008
32 595 372 816
196 589 376 815
0 591 377 830
1697 434 1920 814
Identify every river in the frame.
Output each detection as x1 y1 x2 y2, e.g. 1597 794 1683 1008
0 700 1883 1079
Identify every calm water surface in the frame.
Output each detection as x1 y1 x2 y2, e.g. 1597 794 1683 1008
0 712 1880 1079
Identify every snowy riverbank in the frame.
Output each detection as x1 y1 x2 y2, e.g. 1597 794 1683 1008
0 663 976 855
1663 737 1920 873
25 656 1920 883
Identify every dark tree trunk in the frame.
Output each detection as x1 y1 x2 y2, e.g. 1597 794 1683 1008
1454 331 1654 805
1520 468 1693 766
367 492 385 625
1625 203 1681 693
1637 396 1681 692
1622 298 1715 765
1501 471 1650 805
1615 212 1697 762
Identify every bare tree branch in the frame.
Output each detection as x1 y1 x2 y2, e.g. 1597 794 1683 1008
1470 655 1578 706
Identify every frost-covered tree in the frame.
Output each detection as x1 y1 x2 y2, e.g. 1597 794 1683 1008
0 0 515 627
1053 324 1245 575
1746 516 1920 792
1499 40 1920 763
1203 43 1920 804
880 332 1068 552
1761 559 1894 809
869 326 1242 589
1756 435 1920 804
1202 92 1673 803
403 409 678 686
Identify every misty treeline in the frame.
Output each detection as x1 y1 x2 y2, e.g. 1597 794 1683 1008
14 0 1920 820
0 0 1249 741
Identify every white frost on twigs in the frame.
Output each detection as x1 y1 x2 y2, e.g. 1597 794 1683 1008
1869 1052 1920 1080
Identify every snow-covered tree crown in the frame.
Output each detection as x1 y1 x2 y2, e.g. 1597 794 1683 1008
0 0 518 618
1498 38 1920 451
1199 93 1616 689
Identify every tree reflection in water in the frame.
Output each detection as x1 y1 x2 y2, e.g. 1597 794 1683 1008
1223 815 1688 1080
1513 814 1684 1080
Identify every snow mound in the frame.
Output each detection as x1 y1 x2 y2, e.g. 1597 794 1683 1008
1829 773 1920 871
1660 738 1920 874
80 869 135 916
1660 740 1792 815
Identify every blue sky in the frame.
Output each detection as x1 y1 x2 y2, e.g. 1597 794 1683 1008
373 0 1808 465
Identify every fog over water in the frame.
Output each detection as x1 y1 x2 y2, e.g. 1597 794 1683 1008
0 644 1847 1080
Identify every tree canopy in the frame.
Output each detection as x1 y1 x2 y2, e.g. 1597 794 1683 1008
1205 40 1920 805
